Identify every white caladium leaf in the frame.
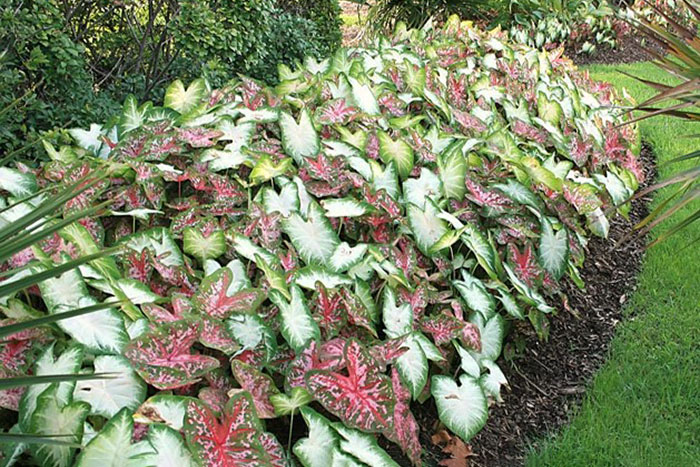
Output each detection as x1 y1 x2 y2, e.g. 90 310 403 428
586 207 610 238
120 94 152 133
69 123 108 157
133 395 188 431
0 167 37 197
394 333 428 399
595 171 632 207
321 198 369 218
19 344 83 430
404 168 442 209
407 199 449 255
494 179 542 209
74 355 146 419
382 287 413 338
480 360 508 403
329 243 368 273
503 263 555 314
164 78 207 114
454 271 496 320
230 233 278 266
226 314 276 358
432 374 488 443
282 203 339 265
201 122 254 171
294 408 341 467
75 408 147 466
333 423 400 467
239 106 280 124
294 267 353 290
471 313 504 363
124 227 184 267
270 285 320 353
378 131 414 179
29 385 89 467
348 76 381 116
89 278 160 306
538 218 569 280
457 344 481 378
137 424 196 467
183 227 226 264
38 268 128 354
414 331 444 362
369 159 399 200
279 109 320 164
262 183 300 216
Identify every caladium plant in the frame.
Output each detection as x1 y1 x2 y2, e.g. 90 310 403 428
0 15 640 467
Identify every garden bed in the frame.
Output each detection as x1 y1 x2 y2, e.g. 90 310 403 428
469 144 656 466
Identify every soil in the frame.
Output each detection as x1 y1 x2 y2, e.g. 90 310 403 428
468 144 657 467
566 32 664 66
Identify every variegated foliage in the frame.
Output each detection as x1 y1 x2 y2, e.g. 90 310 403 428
0 17 639 466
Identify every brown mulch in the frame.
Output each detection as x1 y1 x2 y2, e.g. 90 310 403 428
468 144 657 467
566 32 664 66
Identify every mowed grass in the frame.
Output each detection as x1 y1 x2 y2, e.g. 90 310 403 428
528 62 700 466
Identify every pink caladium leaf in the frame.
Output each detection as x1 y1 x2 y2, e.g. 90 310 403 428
453 108 487 133
230 360 280 419
184 394 270 466
199 386 229 415
260 432 288 467
198 316 240 354
177 128 223 148
124 248 154 283
194 268 265 319
124 320 220 390
460 322 482 352
305 339 395 432
339 288 377 337
312 284 345 338
386 368 422 466
563 182 602 214
508 243 542 288
316 98 359 124
465 178 512 211
368 337 409 372
141 303 182 324
420 312 465 346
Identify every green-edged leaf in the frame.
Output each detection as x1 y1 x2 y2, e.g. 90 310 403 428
294 408 341 467
137 424 196 467
348 76 381 116
471 313 504 363
382 287 412 338
73 355 146 419
262 183 300 216
282 203 339 265
404 168 442 209
249 154 293 185
123 227 183 267
270 285 320 353
329 243 368 273
183 227 226 264
407 200 448 255
333 423 400 467
74 408 145 466
133 395 188 431
164 79 207 114
201 122 254 171
394 333 428 399
230 233 278 266
29 385 89 467
270 387 313 416
538 218 568 280
378 132 414 179
454 272 496 320
0 167 37 198
120 95 151 134
279 109 320 164
294 267 353 290
431 374 488 443
321 198 369 218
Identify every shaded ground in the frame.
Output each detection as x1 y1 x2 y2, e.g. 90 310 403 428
566 32 662 66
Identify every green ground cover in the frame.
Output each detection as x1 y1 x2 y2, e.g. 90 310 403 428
528 61 700 467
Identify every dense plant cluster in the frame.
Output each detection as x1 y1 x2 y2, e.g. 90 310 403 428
0 17 640 466
506 0 631 54
0 0 342 156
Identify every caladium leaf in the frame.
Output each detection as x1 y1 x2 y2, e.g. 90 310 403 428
0 167 37 197
378 131 414 179
439 145 467 199
454 271 496 320
282 202 339 265
124 227 184 268
420 312 465 346
270 387 313 416
329 242 368 273
124 320 220 390
471 313 504 363
29 384 89 467
432 374 488 443
262 183 300 217
74 408 147 466
73 355 146 418
407 199 448 255
294 407 342 467
382 287 413 338
164 79 207 114
321 198 369 218
230 360 280 419
183 226 226 264
294 266 353 291
197 315 239 354
194 268 265 319
226 314 277 363
305 339 394 432
249 154 294 185
538 218 569 280
19 344 83 430
403 168 442 208
333 423 400 467
279 109 320 164
138 424 197 467
480 360 508 403
201 122 255 171
393 333 428 399
389 368 421 465
270 285 320 353
119 94 151 134
133 394 188 431
183 394 270 466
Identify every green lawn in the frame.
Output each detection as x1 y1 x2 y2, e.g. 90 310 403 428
528 62 700 466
